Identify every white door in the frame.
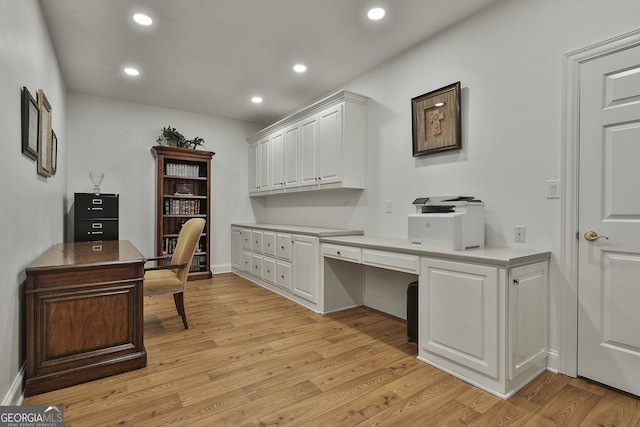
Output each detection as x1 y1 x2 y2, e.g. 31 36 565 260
578 43 640 396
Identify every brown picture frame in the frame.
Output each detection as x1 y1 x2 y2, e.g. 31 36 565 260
37 89 52 177
21 87 39 160
51 130 58 175
411 81 461 156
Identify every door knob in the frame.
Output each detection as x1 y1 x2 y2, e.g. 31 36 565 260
584 230 609 241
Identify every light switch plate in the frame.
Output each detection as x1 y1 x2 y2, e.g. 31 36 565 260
546 179 561 199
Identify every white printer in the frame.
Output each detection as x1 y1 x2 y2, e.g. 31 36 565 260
408 196 485 250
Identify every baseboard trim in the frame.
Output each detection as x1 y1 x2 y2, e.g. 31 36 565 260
2 364 24 406
546 348 561 374
212 263 231 275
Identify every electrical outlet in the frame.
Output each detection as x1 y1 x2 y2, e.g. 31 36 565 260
515 226 526 243
385 200 392 213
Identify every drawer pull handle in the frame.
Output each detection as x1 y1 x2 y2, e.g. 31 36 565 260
337 251 341 256
92 223 103 229
89 231 103 235
90 207 103 211
92 199 103 205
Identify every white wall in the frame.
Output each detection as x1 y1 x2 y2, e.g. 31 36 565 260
251 0 640 369
66 92 260 272
0 0 67 404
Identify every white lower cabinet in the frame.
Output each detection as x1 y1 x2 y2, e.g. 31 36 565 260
418 257 548 399
291 234 319 303
231 227 321 312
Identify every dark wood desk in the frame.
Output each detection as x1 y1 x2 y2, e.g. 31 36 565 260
25 240 147 396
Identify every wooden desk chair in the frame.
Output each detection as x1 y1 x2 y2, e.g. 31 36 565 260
144 218 205 329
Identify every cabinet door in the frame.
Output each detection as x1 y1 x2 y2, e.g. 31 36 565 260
258 137 270 191
249 142 260 192
419 257 499 378
283 124 300 188
270 131 284 190
509 261 548 380
318 103 343 184
231 227 243 270
292 234 318 303
299 115 319 187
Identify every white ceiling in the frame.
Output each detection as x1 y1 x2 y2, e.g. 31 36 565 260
40 0 499 126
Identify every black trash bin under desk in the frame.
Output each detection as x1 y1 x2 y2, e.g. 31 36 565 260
407 281 418 343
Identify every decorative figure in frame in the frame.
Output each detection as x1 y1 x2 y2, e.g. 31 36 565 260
430 109 445 135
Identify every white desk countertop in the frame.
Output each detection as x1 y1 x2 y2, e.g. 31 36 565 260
321 235 550 267
232 223 363 238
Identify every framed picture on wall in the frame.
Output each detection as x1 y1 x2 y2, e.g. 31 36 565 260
411 81 461 156
51 130 58 175
37 89 52 177
21 87 39 160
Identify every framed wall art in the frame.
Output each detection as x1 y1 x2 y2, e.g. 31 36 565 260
37 89 52 177
51 130 58 175
411 81 461 156
21 87 39 160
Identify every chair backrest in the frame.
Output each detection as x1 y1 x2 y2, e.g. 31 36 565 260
171 218 206 283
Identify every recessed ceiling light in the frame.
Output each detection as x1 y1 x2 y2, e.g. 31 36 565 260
251 96 263 104
133 13 153 26
124 67 140 76
367 7 386 21
293 64 307 73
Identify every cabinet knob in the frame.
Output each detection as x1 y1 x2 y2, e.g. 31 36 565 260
513 278 520 285
337 251 341 256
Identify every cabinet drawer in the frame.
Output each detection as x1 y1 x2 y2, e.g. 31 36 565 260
276 234 292 260
263 257 276 284
362 249 419 274
276 261 292 291
241 229 251 250
263 232 276 256
322 243 362 264
75 193 118 219
251 231 263 253
74 220 118 242
251 254 263 278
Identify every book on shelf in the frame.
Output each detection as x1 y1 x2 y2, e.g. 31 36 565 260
164 199 201 215
166 163 200 178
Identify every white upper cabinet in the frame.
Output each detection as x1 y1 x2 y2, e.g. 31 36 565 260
270 131 284 190
283 124 300 188
299 115 319 187
248 142 259 193
247 90 367 196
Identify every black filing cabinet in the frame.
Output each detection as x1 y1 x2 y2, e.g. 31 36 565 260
74 193 119 242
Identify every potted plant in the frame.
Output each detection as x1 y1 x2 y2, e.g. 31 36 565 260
157 126 187 147
156 126 205 149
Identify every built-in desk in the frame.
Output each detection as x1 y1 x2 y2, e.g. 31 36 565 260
25 240 147 396
320 235 551 399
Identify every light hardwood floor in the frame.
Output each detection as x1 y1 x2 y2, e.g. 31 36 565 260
23 273 640 426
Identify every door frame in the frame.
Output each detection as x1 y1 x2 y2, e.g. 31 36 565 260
560 28 640 377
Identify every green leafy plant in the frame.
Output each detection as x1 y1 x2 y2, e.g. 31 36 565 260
156 126 205 149
157 126 187 147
